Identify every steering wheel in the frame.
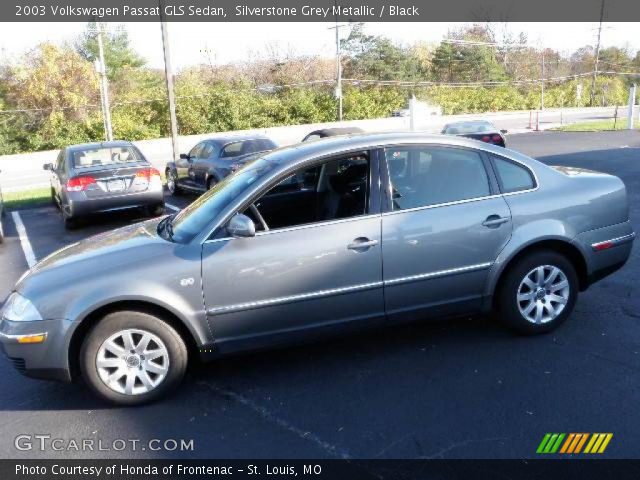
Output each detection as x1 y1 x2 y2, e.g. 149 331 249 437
249 203 269 231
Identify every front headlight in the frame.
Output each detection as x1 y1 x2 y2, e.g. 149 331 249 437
2 292 43 322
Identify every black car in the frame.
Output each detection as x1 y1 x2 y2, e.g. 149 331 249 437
165 135 277 196
441 120 507 147
302 127 364 142
44 141 165 229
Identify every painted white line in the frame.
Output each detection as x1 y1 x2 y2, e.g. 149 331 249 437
165 203 181 212
11 211 37 268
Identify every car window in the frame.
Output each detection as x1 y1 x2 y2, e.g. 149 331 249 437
443 121 494 134
71 146 143 169
200 143 215 159
55 150 64 172
492 156 535 193
189 143 204 158
221 139 275 158
385 146 490 210
243 153 370 231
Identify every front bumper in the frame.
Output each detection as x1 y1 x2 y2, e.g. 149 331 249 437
0 318 73 382
67 187 164 218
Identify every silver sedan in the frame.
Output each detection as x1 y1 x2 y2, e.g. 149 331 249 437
1 132 635 405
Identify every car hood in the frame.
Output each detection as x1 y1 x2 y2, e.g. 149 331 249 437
17 217 168 291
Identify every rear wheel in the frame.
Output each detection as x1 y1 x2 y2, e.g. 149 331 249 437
80 310 188 405
496 250 578 335
166 169 181 196
62 208 78 230
207 176 217 190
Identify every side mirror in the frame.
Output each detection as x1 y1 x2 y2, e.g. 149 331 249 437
500 129 508 134
43 163 53 171
227 213 255 238
179 153 191 161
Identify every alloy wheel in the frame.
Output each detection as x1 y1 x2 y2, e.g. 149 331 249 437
167 171 176 193
96 329 170 396
517 265 570 324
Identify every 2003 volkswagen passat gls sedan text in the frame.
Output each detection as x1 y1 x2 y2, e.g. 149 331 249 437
1 133 635 405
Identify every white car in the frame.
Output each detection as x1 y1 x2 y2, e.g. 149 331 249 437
392 101 442 118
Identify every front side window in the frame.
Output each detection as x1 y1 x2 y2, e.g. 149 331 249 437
385 146 490 210
243 153 370 231
492 155 535 193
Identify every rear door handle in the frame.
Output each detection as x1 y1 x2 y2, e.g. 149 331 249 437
482 215 510 228
348 237 379 251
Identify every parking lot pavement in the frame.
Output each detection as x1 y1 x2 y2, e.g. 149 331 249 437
0 130 638 459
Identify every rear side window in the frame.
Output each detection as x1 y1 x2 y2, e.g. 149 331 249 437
221 139 275 158
492 156 535 193
385 146 490 210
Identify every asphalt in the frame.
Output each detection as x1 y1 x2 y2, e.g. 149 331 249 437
0 130 638 460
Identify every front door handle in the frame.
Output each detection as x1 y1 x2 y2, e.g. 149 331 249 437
482 215 510 228
348 237 379 251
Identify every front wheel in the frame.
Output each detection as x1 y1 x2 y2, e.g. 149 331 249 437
146 204 165 217
166 169 181 196
496 250 578 335
80 311 188 405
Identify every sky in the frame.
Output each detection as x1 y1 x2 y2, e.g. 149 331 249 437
0 22 639 70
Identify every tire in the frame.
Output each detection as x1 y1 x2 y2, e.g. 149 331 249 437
0 217 4 244
166 169 181 197
80 310 188 406
50 187 58 209
495 250 578 335
63 210 78 230
207 176 217 190
146 204 165 217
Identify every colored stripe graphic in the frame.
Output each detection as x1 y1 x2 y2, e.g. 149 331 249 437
539 433 613 454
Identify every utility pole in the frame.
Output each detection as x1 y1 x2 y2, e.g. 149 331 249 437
328 21 344 122
95 22 113 141
540 48 545 110
160 3 179 161
590 0 605 107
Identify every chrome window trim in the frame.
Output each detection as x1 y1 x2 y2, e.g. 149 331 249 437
203 213 382 244
382 194 502 216
591 232 636 251
206 262 493 315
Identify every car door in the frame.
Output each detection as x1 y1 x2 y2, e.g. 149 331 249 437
177 143 203 189
380 144 512 321
192 142 216 188
201 152 385 352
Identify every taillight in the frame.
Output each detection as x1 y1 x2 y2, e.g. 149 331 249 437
66 176 96 191
491 134 502 143
135 168 161 179
481 135 491 143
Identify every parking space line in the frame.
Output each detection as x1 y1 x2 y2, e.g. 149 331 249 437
165 203 181 212
11 211 37 268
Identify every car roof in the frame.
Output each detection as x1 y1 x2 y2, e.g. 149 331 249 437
65 141 135 152
200 134 274 147
307 127 365 137
259 131 531 171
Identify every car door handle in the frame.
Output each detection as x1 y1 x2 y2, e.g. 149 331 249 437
347 238 379 251
482 215 510 228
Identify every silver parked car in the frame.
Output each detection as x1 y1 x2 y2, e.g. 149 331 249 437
44 141 165 229
1 133 634 405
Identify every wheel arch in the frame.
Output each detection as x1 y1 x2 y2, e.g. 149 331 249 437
490 238 589 305
68 300 201 381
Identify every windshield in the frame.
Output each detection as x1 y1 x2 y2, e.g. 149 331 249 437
169 156 280 243
443 121 494 135
72 146 144 169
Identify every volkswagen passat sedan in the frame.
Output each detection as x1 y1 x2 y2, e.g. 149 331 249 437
45 141 165 229
1 133 634 405
165 135 277 196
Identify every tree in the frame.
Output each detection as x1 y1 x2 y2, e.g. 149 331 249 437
75 23 146 82
340 23 426 81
